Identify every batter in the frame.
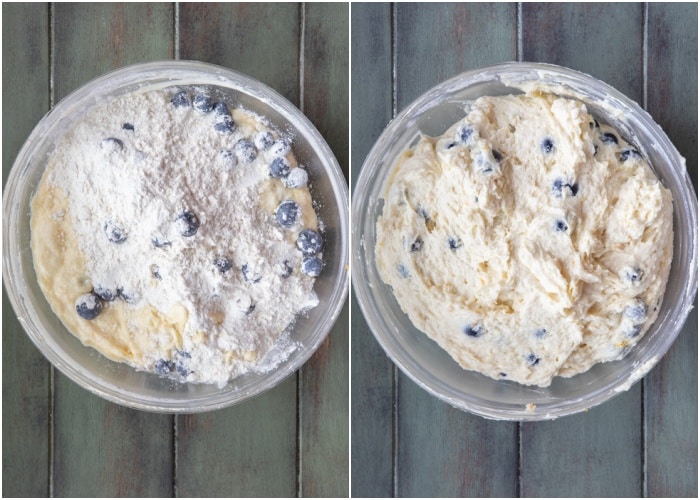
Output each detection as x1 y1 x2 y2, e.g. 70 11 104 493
31 88 324 387
375 92 673 387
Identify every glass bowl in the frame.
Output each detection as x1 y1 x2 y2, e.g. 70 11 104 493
352 62 697 421
3 60 349 413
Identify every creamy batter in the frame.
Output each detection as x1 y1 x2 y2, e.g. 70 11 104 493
31 88 324 387
376 92 673 387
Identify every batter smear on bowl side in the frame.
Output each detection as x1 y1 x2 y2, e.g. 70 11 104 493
31 88 324 388
375 91 673 387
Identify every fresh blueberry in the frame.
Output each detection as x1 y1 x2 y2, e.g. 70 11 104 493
457 125 474 144
410 237 423 252
464 324 484 337
122 122 135 131
397 264 410 278
297 228 323 255
492 149 504 163
242 264 262 283
119 288 139 304
624 300 648 321
619 148 642 162
75 292 103 320
276 200 299 228
554 219 568 232
301 256 323 277
569 182 579 196
541 138 555 154
626 324 643 338
212 101 230 116
171 90 190 108
526 353 541 366
154 359 175 375
100 137 124 153
176 211 200 237
175 362 191 378
254 131 275 150
214 114 235 134
270 157 291 178
104 220 128 244
448 236 463 250
533 328 547 338
600 132 618 145
214 256 233 273
193 93 213 113
234 140 258 163
552 178 579 198
624 266 643 283
280 260 293 278
93 286 119 302
283 167 309 188
270 139 291 157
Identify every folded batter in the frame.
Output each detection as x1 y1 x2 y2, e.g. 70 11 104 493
375 92 673 386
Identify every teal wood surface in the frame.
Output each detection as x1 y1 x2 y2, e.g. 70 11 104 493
1 4 51 497
350 2 698 497
350 3 395 498
2 3 349 497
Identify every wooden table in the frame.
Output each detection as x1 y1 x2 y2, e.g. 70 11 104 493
3 3 348 497
351 3 697 497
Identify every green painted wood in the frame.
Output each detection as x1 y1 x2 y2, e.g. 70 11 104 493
176 379 298 497
393 4 520 497
520 3 646 497
176 3 301 497
298 3 349 498
350 3 395 497
645 3 698 497
51 3 175 497
2 4 50 497
179 2 301 105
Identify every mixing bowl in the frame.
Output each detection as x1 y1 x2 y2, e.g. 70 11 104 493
3 60 349 413
352 62 697 421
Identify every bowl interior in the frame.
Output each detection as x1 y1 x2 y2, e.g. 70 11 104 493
3 61 349 412
352 62 697 420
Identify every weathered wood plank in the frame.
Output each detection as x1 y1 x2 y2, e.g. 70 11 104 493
393 3 520 497
2 3 50 497
51 3 175 497
645 3 698 497
298 3 349 497
350 3 394 497
520 3 645 497
176 4 300 496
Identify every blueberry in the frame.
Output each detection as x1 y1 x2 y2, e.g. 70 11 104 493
276 200 299 228
445 141 459 150
569 182 579 196
270 139 291 157
624 266 643 283
280 260 293 278
626 324 643 338
297 228 323 255
457 125 474 144
214 256 233 273
464 324 484 337
475 152 497 173
212 101 230 116
242 264 262 283
554 219 568 232
193 93 213 113
619 148 642 162
397 264 410 278
122 122 135 131
448 236 463 250
219 149 237 166
175 362 191 378
171 90 190 108
152 236 172 248
214 114 235 134
600 132 618 145
254 131 275 150
119 289 139 304
93 286 119 302
234 140 258 163
410 237 423 252
270 157 291 178
244 302 256 315
533 328 547 338
176 211 200 237
154 359 175 375
75 293 103 320
152 265 162 280
492 149 504 163
624 300 648 321
552 178 579 198
541 138 555 154
526 353 541 366
100 137 124 153
301 256 323 277
499 372 508 378
104 220 128 244
283 167 309 188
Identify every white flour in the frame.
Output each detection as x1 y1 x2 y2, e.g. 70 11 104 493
35 88 321 387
